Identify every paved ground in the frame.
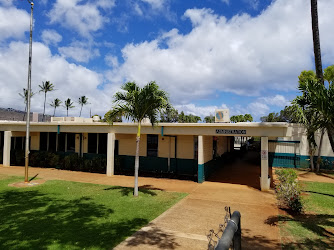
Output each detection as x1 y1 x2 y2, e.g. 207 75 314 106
0 154 281 249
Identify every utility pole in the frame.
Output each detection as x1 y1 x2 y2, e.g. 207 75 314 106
24 0 34 183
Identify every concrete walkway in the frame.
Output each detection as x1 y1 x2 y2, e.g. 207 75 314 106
0 165 280 249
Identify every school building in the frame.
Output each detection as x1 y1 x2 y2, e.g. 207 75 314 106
0 116 333 191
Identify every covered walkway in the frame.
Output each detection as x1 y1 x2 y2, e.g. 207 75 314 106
208 151 274 190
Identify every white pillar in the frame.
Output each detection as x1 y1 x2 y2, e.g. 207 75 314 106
261 136 270 191
3 131 12 166
107 133 115 176
198 135 205 183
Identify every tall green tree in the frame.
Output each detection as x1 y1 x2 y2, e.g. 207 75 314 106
109 81 168 196
64 98 75 117
244 114 253 122
19 88 35 121
310 0 324 84
160 104 178 122
204 115 215 123
78 96 89 117
104 109 122 123
50 98 62 117
39 81 54 121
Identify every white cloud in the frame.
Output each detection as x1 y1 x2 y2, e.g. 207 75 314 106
259 95 291 107
221 0 230 5
106 0 334 105
0 41 112 117
41 29 62 46
48 0 113 37
140 0 165 10
59 43 100 63
105 54 119 68
174 103 228 118
0 6 30 42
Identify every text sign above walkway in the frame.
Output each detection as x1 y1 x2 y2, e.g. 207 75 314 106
216 129 247 135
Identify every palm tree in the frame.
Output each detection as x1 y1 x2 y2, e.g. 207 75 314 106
39 81 55 121
19 88 35 121
64 98 75 117
50 98 62 117
310 0 324 84
78 96 89 117
110 81 168 196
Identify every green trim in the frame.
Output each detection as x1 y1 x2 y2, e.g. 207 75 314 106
268 140 300 144
269 152 334 170
161 126 164 137
57 125 60 135
116 155 198 176
198 164 204 183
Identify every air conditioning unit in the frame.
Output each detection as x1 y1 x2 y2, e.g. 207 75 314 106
215 109 230 123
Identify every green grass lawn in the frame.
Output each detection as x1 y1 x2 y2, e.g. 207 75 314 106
279 181 334 249
0 175 187 250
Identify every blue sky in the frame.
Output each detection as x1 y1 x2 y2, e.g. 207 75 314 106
1 0 334 121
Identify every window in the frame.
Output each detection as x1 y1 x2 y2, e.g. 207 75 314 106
67 133 75 152
98 133 107 154
58 133 65 152
88 133 97 154
40 132 48 151
147 134 158 157
49 133 57 151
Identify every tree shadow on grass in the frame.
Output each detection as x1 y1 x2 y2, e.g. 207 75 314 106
0 189 148 249
104 186 161 196
265 214 334 249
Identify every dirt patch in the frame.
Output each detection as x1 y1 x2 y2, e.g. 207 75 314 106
8 179 46 188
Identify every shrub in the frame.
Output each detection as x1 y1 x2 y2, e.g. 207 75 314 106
275 169 303 213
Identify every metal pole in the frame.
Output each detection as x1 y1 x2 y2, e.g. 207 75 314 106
24 1 34 183
215 211 241 250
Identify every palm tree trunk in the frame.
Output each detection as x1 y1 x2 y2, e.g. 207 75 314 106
43 92 46 121
316 128 325 172
23 105 27 121
308 142 315 172
79 105 83 117
134 122 141 197
311 0 324 84
67 108 69 117
53 107 56 117
326 125 334 152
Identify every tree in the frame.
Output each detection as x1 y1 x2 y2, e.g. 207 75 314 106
204 115 215 123
160 104 178 122
64 98 75 117
260 112 280 122
310 0 324 85
244 114 253 122
19 88 35 121
78 96 89 117
178 111 201 123
39 81 54 121
50 98 62 117
110 81 168 196
103 109 122 123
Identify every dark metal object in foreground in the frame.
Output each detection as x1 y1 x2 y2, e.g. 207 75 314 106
207 207 241 250
215 211 241 250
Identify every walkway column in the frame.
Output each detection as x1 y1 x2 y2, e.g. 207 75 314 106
261 136 270 191
107 133 115 176
198 135 204 183
3 131 12 167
